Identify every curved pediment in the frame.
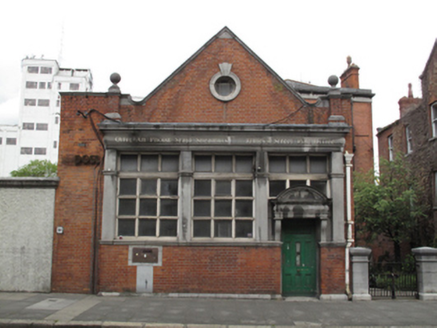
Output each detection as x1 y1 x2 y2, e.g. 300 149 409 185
276 186 329 205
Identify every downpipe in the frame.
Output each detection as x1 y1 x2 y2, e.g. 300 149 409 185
344 152 354 300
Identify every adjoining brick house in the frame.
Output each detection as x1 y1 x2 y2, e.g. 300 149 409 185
377 39 437 255
51 27 374 298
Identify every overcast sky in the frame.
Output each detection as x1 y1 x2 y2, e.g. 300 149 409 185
1 0 436 140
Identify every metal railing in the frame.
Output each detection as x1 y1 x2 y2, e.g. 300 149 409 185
369 262 417 298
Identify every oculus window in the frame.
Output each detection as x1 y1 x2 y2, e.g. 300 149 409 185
209 63 241 102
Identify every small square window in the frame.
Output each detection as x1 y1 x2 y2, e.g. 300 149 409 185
40 67 52 74
194 180 211 196
118 219 135 236
69 83 80 91
269 156 286 173
38 99 50 107
6 138 17 145
36 123 48 130
34 147 46 155
26 81 37 89
269 180 286 197
138 219 156 236
20 147 33 155
214 220 232 238
39 82 46 89
193 220 211 237
24 99 36 106
27 66 39 73
235 220 253 238
23 122 35 130
195 155 212 172
159 220 177 236
120 155 138 171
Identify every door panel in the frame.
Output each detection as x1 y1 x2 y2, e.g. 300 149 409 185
282 220 316 296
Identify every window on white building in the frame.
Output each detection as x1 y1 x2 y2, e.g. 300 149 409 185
37 99 50 107
55 116 59 124
192 154 254 239
431 103 437 138
406 126 413 154
20 147 32 155
26 81 38 89
40 67 52 74
39 82 46 89
23 122 35 130
117 154 180 238
0 138 2 144
24 99 36 106
34 147 46 155
6 138 17 145
36 123 48 131
69 83 80 91
47 82 52 89
53 141 57 149
388 135 394 161
27 66 39 73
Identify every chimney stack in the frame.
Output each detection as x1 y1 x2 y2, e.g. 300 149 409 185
340 56 360 89
398 83 421 117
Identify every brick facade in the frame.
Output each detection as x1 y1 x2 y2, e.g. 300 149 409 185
52 27 374 298
377 40 437 255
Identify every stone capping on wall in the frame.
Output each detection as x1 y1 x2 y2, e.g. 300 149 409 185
0 177 59 188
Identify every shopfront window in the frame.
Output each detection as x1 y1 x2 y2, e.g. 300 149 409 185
117 153 179 238
192 154 254 239
268 155 329 197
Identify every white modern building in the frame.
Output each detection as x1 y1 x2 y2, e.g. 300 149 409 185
0 124 19 176
0 58 93 176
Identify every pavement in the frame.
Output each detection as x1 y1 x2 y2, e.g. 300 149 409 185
1 292 437 328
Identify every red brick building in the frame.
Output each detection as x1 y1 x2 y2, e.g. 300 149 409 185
52 27 374 298
377 40 437 252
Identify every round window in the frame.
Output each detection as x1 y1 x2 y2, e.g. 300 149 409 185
215 76 236 97
209 71 241 102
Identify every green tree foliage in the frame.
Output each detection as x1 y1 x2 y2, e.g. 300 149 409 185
354 154 429 262
10 160 57 178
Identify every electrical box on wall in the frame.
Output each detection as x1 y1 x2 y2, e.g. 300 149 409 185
132 248 158 264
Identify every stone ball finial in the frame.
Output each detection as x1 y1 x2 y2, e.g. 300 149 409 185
108 73 121 94
110 73 121 85
347 56 352 66
328 75 339 88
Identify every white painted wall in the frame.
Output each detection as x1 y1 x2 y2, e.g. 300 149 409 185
0 178 58 292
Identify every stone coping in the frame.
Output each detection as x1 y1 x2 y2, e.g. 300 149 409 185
0 177 59 188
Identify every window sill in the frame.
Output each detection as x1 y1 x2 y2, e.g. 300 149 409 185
100 239 281 247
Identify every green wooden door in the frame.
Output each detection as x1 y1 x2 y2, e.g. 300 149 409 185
282 220 317 296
